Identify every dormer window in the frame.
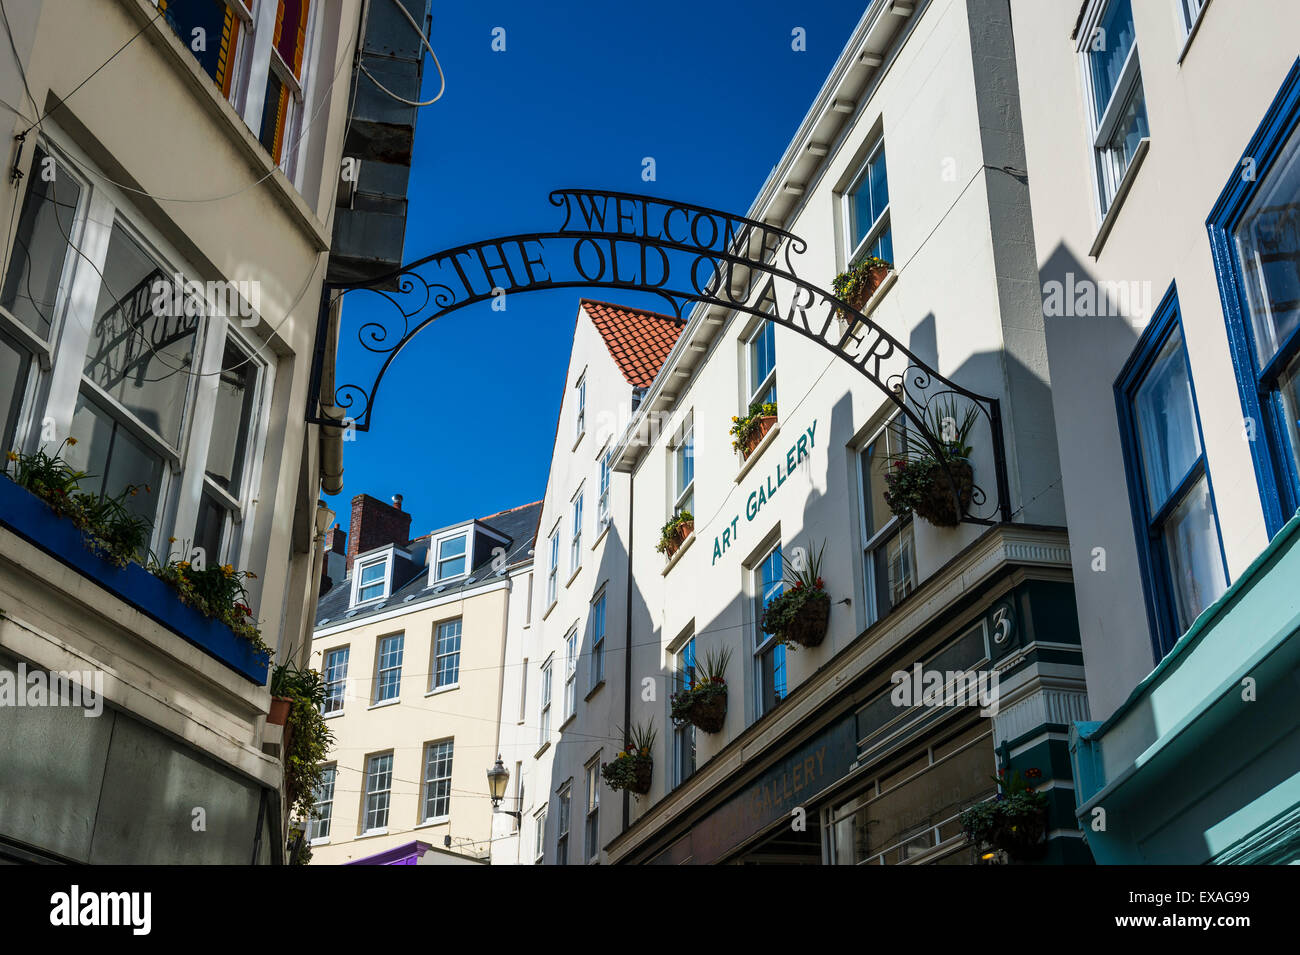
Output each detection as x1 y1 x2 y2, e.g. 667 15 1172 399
435 533 468 581
427 522 508 588
351 552 392 606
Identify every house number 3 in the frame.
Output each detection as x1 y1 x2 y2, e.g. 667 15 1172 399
991 601 1015 645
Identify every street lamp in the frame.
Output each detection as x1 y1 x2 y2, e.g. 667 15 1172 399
487 755 520 820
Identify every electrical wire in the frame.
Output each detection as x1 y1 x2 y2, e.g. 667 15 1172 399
358 0 445 108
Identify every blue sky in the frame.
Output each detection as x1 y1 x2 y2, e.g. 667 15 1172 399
325 1 866 537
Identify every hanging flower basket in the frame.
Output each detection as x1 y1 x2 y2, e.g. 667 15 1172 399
602 721 657 795
913 457 974 527
670 645 733 733
689 689 728 733
784 591 830 648
960 768 1050 863
833 256 892 317
881 397 981 528
759 540 832 649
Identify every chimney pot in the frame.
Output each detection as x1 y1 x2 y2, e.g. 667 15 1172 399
392 494 403 510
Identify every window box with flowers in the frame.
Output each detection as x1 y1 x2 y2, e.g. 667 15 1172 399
601 721 656 795
1 443 270 683
656 510 694 560
760 540 831 649
960 768 1049 863
669 646 732 733
832 256 893 316
730 402 778 460
883 399 978 528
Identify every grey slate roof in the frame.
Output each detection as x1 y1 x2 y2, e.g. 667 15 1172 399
314 500 542 630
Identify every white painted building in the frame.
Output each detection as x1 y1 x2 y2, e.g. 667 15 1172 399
509 0 1092 866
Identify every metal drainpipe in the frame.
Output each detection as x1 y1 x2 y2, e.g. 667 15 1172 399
622 477 634 833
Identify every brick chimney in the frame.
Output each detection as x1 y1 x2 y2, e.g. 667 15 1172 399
346 494 412 576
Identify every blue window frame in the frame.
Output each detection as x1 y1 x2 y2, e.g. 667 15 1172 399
754 543 787 717
1207 58 1300 538
1115 284 1229 660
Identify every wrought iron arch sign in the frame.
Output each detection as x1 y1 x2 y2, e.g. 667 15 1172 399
307 189 1011 524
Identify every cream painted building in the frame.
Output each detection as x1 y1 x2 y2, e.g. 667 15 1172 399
0 0 379 863
1007 0 1300 863
308 494 540 864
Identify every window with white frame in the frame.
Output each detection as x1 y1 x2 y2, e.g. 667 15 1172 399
257 0 316 176
1176 0 1207 40
547 524 560 607
308 764 335 841
746 322 777 408
519 657 528 721
539 656 553 746
754 543 788 718
564 627 578 720
571 490 583 572
422 739 454 822
0 139 271 569
362 752 392 833
590 590 606 687
673 417 694 517
434 532 468 581
196 339 262 564
575 372 586 439
431 618 461 690
374 633 404 703
674 636 696 787
584 758 600 863
598 446 613 531
556 782 572 865
844 138 892 266
1080 0 1149 216
321 646 349 714
353 553 389 605
534 808 547 863
858 415 917 624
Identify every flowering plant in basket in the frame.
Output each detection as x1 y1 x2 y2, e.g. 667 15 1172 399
759 540 831 649
669 645 732 733
882 397 979 527
601 721 656 795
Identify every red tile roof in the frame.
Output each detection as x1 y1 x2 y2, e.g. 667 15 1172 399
580 299 685 389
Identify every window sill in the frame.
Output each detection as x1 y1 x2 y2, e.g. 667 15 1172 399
1089 137 1150 259
309 837 331 847
356 828 389 840
734 423 783 484
367 698 401 711
573 430 585 452
542 599 558 621
535 740 552 759
415 816 450 829
559 713 577 732
426 684 459 697
566 566 582 589
1176 0 1212 65
322 709 346 720
661 532 697 576
585 680 606 702
592 523 611 550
